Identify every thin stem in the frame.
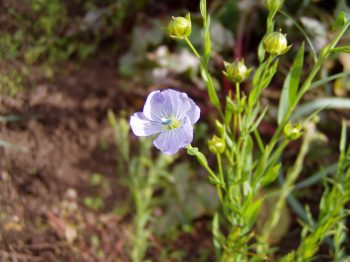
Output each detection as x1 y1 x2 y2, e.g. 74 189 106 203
279 10 317 63
310 70 350 89
184 37 201 60
259 130 312 253
184 37 224 118
217 154 224 202
268 20 350 153
235 82 240 101
253 128 265 153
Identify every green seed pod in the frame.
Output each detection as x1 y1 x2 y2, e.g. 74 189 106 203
167 13 191 39
223 60 252 83
264 0 284 13
263 31 291 55
208 135 225 154
284 122 303 140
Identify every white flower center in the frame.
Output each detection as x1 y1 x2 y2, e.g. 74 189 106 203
161 116 181 130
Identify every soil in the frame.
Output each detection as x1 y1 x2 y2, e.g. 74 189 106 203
0 54 214 261
0 56 133 261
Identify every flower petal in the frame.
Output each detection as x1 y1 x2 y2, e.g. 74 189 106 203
153 116 193 154
187 99 200 124
130 112 162 136
161 89 190 119
143 90 170 121
161 89 200 124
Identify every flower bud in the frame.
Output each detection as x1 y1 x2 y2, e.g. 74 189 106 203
223 60 252 83
264 0 284 13
167 13 191 39
284 122 303 140
208 135 225 154
263 31 291 55
215 120 225 136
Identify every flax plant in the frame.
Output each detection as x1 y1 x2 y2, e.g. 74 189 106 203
129 1 350 261
109 111 175 262
164 1 350 261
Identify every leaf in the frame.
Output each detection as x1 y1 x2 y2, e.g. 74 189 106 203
243 198 263 228
201 65 220 109
261 164 281 186
297 164 337 191
278 43 304 124
249 106 268 133
332 46 350 53
333 11 350 31
252 63 266 89
340 120 347 153
204 15 211 63
310 70 350 89
261 58 278 89
257 40 265 64
292 98 350 119
212 213 223 259
200 0 206 19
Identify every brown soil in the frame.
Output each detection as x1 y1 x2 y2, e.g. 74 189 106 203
0 55 214 262
0 57 132 261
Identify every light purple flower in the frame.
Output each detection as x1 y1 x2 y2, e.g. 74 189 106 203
130 89 200 154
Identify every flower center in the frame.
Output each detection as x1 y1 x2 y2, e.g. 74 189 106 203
161 116 181 130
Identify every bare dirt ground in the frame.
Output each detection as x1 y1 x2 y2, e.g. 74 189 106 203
0 56 214 262
0 57 132 261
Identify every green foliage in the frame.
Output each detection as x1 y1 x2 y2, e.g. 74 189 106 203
108 110 176 262
0 0 136 65
0 69 24 96
293 122 350 261
155 163 218 237
278 43 304 124
168 1 350 261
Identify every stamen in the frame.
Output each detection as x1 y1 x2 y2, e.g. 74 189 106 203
161 117 171 125
161 116 181 130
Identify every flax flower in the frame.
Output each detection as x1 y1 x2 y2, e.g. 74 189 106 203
130 89 200 154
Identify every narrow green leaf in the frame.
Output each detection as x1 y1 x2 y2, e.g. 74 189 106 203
204 15 211 63
249 106 268 133
278 43 304 124
261 164 281 186
279 11 317 62
289 43 304 104
212 213 222 259
257 40 265 63
200 0 206 20
310 70 350 89
294 164 337 191
201 65 220 109
340 120 347 153
252 63 266 88
333 11 350 31
261 58 278 89
292 98 350 119
243 198 263 228
332 46 350 53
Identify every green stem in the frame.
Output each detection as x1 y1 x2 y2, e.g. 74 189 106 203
259 130 312 254
253 128 265 153
184 37 201 60
279 10 317 63
184 37 224 118
268 20 350 153
235 83 241 101
217 154 224 202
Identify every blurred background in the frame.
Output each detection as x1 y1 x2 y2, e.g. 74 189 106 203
0 0 349 261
